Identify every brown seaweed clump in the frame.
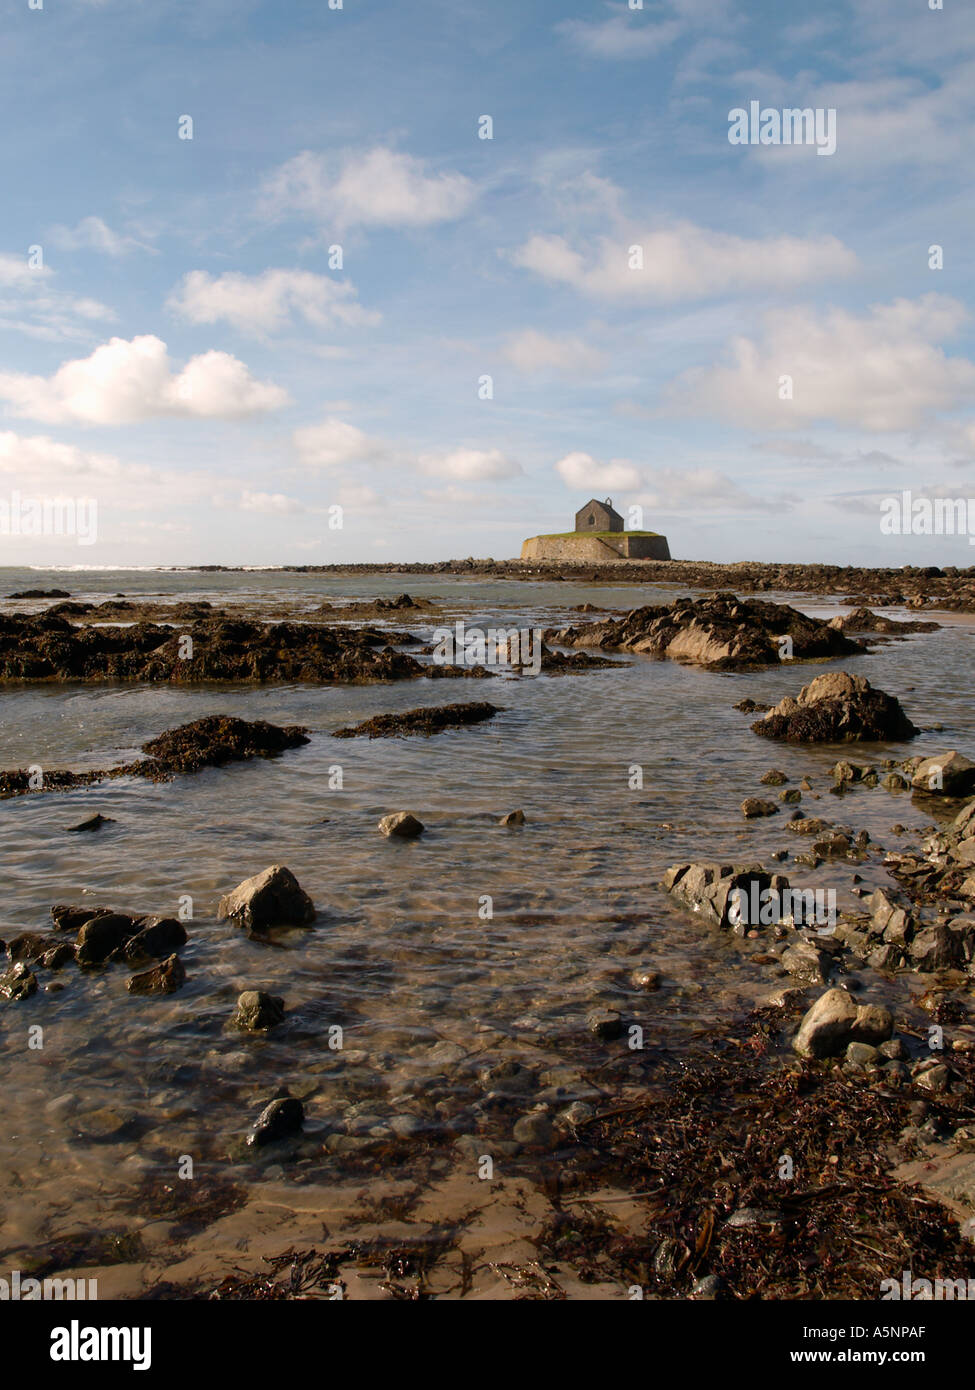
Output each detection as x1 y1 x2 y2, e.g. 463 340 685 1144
0 716 310 798
331 701 501 738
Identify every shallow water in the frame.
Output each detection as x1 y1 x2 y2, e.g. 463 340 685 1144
1 567 972 1290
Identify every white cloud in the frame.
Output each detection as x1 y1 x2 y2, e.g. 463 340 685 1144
557 13 683 59
48 216 151 256
419 448 521 481
264 147 475 230
511 223 856 301
667 295 975 431
240 489 303 516
0 335 289 425
0 251 115 341
504 329 606 375
293 416 386 470
555 451 641 491
636 467 779 512
168 268 378 335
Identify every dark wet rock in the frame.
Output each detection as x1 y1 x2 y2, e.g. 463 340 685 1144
68 813 116 833
331 701 500 739
780 789 802 804
126 953 185 996
793 988 894 1058
499 809 526 826
231 990 285 1032
75 913 135 966
40 943 76 970
217 865 316 931
0 962 38 1000
752 672 918 743
587 1008 624 1039
51 904 111 933
7 931 52 964
8 588 71 599
735 698 771 713
378 811 425 839
248 1095 304 1147
911 752 975 798
534 644 629 673
121 917 188 964
546 593 861 671
741 798 778 819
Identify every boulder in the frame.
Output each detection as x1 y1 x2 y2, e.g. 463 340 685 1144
741 798 778 818
793 987 893 1058
126 953 185 996
76 913 135 965
378 811 425 839
910 924 965 972
666 861 777 931
122 916 187 963
217 865 316 930
911 752 975 797
0 961 37 1000
232 990 285 1032
247 1095 304 1147
752 672 917 743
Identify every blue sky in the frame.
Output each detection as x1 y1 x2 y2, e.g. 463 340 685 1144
0 0 972 566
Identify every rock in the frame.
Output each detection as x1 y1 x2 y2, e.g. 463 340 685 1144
793 988 894 1058
546 593 861 671
51 904 110 933
67 813 115 833
75 913 135 965
499 809 526 826
7 931 51 964
760 770 788 786
513 1112 554 1146
741 798 778 819
883 772 909 791
120 916 188 964
378 811 425 839
845 1042 880 1069
690 1275 723 1299
910 924 965 972
913 1062 951 1095
780 940 831 984
752 672 918 743
40 943 76 969
631 966 661 991
780 789 802 804
587 1008 623 1040
666 862 775 931
126 953 185 996
232 990 285 1032
217 865 316 930
911 752 975 797
0 962 37 1000
247 1095 305 1147
787 817 832 836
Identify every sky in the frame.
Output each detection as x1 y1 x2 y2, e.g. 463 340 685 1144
0 0 972 567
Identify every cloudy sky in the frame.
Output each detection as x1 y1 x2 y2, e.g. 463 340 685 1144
0 0 972 566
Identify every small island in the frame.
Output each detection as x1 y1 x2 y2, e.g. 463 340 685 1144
521 497 672 562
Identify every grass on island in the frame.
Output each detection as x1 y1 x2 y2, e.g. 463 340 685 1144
534 529 662 539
